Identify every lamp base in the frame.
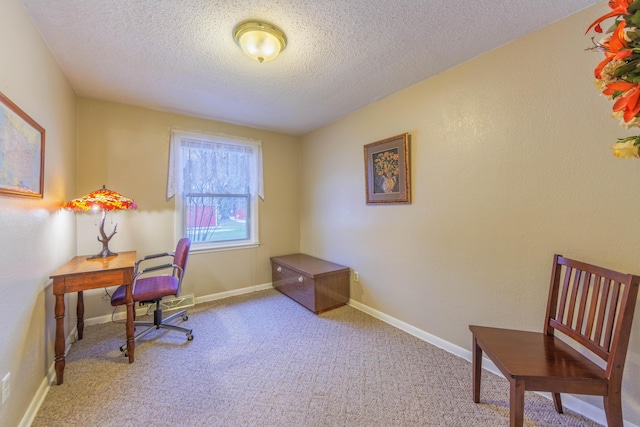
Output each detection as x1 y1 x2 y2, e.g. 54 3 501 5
87 249 118 259
88 210 119 259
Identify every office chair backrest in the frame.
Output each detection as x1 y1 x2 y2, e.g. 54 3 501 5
544 254 640 382
174 238 191 282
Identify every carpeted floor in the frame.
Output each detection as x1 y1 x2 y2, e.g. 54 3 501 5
32 289 600 426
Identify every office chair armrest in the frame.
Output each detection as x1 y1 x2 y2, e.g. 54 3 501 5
134 252 174 272
141 252 173 261
136 263 178 276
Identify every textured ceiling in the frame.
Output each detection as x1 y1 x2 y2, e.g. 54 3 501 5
21 0 602 136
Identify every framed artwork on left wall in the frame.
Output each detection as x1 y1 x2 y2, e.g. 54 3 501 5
0 91 45 198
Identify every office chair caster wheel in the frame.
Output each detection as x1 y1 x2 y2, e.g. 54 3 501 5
183 314 188 321
187 333 193 341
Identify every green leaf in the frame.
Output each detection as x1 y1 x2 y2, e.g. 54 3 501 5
628 0 640 15
612 90 626 99
618 135 640 146
626 11 640 27
606 20 623 34
613 61 639 77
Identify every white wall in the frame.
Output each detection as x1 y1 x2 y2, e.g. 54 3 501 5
300 3 640 424
0 1 77 426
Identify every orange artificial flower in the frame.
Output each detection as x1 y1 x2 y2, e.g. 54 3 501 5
604 81 640 122
594 21 633 78
586 0 633 34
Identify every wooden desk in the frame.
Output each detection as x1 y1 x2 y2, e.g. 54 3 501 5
50 251 136 385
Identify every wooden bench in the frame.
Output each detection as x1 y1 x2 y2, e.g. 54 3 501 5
470 254 640 426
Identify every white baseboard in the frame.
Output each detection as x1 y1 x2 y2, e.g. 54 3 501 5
348 299 638 427
19 322 77 427
195 282 273 304
348 299 473 361
81 283 274 327
84 305 153 327
19 375 49 427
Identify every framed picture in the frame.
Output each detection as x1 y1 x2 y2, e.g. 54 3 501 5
0 91 45 198
364 133 410 205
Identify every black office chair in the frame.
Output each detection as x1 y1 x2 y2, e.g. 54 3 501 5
111 238 193 354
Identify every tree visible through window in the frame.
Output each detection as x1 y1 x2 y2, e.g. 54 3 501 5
168 131 262 250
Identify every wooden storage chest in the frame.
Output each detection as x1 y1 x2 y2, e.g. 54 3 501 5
270 253 350 314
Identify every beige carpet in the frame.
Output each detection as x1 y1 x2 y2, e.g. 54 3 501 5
32 289 601 426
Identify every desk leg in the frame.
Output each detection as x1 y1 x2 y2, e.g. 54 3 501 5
76 291 84 340
54 293 66 385
125 283 135 363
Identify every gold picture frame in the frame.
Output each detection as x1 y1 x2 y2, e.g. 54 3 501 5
364 133 410 205
0 91 45 198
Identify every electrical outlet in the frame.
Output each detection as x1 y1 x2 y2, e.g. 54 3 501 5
353 271 359 282
2 372 10 404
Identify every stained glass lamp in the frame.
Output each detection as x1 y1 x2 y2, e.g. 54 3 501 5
64 185 137 259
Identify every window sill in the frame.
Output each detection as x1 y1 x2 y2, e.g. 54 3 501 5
189 242 260 254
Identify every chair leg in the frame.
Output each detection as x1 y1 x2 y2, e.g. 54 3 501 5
156 308 192 335
472 336 482 403
132 322 158 341
603 391 623 427
509 379 525 427
552 393 563 413
119 321 156 352
163 308 188 324
119 304 192 353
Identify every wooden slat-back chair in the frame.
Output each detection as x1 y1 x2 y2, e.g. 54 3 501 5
469 254 640 426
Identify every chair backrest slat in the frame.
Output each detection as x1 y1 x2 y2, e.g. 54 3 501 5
594 278 611 344
556 267 571 322
603 281 621 352
584 274 600 338
546 255 640 381
575 271 592 333
565 268 582 329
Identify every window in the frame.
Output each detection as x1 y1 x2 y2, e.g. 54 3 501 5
167 130 263 251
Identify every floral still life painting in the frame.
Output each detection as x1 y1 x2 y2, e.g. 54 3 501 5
586 0 640 158
364 133 410 205
372 148 400 194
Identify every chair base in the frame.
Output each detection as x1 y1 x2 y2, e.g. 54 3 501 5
120 303 193 355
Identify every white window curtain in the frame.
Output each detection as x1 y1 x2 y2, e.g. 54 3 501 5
167 129 264 201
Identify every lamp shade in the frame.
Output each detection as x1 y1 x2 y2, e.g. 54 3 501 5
233 21 287 63
64 185 137 212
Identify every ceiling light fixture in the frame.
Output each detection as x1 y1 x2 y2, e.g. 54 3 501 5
233 20 287 63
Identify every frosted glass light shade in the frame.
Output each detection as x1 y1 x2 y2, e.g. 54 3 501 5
233 21 287 63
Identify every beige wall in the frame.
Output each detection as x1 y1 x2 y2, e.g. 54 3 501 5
0 1 77 426
300 4 640 424
75 98 301 318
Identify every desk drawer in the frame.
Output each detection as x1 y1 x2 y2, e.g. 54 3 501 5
58 269 129 294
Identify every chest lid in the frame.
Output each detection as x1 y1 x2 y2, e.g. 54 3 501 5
271 253 349 279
